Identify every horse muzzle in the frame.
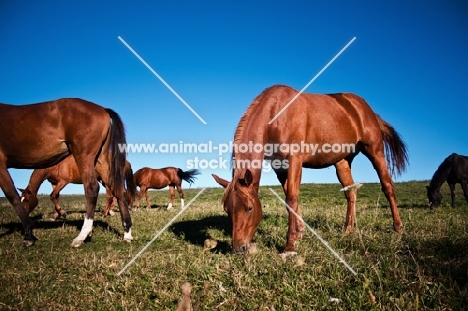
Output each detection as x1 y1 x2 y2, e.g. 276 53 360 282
232 241 251 254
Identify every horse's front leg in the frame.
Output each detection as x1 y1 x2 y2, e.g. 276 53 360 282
448 183 456 207
49 183 68 220
167 185 175 209
335 159 358 234
283 157 304 254
0 168 36 247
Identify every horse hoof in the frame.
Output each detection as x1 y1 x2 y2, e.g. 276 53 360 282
394 224 404 234
22 239 35 248
343 226 354 235
123 238 132 243
279 251 297 261
109 210 115 216
70 239 84 248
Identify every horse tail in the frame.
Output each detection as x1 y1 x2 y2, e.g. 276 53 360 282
124 161 138 207
177 168 201 185
376 114 409 177
105 108 127 198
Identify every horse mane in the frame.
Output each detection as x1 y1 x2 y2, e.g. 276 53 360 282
428 153 456 190
223 86 274 203
233 87 272 151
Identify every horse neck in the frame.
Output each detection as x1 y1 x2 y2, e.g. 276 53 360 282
26 169 49 194
232 120 268 187
429 157 453 190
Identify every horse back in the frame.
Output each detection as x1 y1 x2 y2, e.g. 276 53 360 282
0 99 110 169
447 153 468 183
134 167 176 189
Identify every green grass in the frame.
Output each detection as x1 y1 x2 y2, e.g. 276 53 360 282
0 181 467 310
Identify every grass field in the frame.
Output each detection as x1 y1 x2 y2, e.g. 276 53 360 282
0 181 467 310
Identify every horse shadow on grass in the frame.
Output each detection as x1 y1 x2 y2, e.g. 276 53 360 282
406 235 468 290
170 215 232 254
0 212 122 240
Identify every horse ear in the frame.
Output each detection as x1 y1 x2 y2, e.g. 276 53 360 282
17 188 25 192
212 174 230 188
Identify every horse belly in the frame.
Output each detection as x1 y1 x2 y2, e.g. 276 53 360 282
5 141 69 169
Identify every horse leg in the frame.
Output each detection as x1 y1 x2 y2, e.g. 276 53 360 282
362 144 403 233
0 167 35 247
167 185 175 210
283 157 304 254
102 184 116 217
144 187 151 209
448 183 456 207
335 159 357 234
176 184 184 208
95 154 132 242
49 183 68 220
460 180 468 206
70 155 100 247
134 186 144 210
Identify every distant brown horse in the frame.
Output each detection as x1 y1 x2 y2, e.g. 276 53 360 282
19 154 135 219
212 85 408 254
133 167 200 209
0 98 136 247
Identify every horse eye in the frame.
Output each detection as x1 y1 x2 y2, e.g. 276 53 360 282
247 206 253 212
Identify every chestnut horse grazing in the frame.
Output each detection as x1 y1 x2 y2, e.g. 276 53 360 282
133 167 200 210
426 153 468 209
212 85 408 254
19 154 136 219
0 98 135 247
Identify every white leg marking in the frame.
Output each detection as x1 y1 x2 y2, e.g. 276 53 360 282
167 203 173 210
180 199 185 209
123 228 133 242
71 217 93 247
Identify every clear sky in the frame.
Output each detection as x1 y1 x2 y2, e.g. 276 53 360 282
1 0 467 195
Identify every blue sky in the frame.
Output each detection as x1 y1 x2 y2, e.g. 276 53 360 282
1 0 468 195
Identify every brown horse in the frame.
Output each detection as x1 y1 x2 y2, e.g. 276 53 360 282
212 85 408 254
19 154 135 219
0 98 136 247
133 167 200 210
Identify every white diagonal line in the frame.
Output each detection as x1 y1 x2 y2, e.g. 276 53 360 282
117 188 206 276
118 36 207 125
268 188 357 276
268 37 356 124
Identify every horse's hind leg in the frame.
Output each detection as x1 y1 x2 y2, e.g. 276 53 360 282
176 184 184 208
0 167 35 247
95 154 132 242
335 159 358 234
460 180 468 206
362 144 403 233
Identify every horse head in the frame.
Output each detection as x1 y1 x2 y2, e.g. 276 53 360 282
212 169 262 254
17 187 39 213
426 185 442 209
